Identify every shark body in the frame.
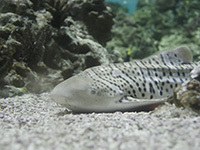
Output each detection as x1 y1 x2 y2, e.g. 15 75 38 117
51 46 200 113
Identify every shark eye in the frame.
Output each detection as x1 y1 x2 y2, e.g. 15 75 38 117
90 88 96 94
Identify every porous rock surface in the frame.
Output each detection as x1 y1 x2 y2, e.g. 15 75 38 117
0 0 117 97
170 65 200 113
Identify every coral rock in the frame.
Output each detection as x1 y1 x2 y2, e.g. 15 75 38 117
171 65 200 113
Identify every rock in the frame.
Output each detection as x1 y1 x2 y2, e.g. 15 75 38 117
0 0 32 15
45 0 114 45
0 0 116 98
190 64 200 81
0 56 13 81
68 0 114 45
170 65 200 113
0 85 27 97
4 70 25 88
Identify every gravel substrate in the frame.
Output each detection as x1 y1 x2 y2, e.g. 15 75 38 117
0 93 200 150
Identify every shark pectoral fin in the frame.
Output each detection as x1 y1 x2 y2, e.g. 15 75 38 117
117 96 167 111
119 96 167 104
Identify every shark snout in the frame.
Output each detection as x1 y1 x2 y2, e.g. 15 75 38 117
50 75 92 108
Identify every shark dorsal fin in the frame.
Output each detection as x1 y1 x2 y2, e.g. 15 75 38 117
145 46 193 65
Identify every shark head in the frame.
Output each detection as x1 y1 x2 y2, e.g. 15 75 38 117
50 72 124 113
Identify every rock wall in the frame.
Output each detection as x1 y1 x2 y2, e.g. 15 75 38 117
0 0 118 97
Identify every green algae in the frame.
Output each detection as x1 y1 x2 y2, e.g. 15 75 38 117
106 0 200 61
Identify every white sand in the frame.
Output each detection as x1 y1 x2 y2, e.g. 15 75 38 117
0 93 200 150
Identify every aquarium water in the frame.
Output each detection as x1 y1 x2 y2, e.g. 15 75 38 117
105 0 138 14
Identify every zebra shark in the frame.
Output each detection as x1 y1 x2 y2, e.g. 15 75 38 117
50 46 200 113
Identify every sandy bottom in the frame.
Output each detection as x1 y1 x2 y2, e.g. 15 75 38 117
0 93 200 150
